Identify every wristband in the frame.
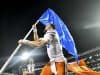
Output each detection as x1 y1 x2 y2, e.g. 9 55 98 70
33 28 37 32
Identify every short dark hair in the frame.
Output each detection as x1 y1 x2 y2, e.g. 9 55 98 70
50 24 56 29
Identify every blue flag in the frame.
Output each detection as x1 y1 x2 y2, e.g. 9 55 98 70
38 8 78 62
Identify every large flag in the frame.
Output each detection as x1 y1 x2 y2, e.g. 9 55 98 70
38 8 78 62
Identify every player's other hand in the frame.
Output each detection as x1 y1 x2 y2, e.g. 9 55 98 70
18 39 23 44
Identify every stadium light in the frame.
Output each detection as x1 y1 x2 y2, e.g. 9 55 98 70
21 52 31 61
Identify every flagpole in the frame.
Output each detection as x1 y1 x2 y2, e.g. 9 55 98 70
0 20 39 74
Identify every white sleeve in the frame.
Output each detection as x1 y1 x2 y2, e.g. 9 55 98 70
44 33 53 42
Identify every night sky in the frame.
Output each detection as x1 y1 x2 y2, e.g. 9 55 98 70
0 0 100 71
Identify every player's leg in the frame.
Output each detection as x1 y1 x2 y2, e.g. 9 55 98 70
40 63 52 75
56 62 65 75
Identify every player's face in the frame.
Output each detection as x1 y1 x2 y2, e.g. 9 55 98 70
45 24 52 31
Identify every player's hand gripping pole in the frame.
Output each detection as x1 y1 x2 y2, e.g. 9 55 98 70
32 22 39 41
0 20 39 74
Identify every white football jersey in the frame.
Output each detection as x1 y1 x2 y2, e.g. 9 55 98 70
44 30 65 62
